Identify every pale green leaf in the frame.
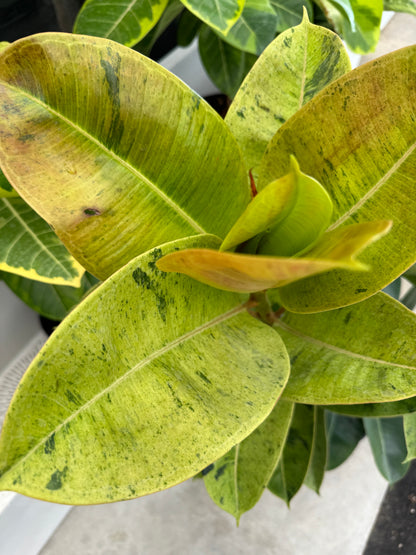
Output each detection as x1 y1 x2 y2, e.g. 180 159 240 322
268 404 314 504
364 417 409 482
0 43 8 53
0 198 84 286
0 34 250 280
158 220 390 293
181 0 245 33
304 406 326 493
218 0 277 55
73 0 169 47
383 0 416 15
204 399 293 522
226 13 351 170
198 26 257 97
271 0 313 32
0 235 290 504
403 412 416 462
317 0 383 53
260 45 416 312
276 292 416 405
325 411 365 470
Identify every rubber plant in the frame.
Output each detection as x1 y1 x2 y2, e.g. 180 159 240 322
71 0 416 96
0 15 416 523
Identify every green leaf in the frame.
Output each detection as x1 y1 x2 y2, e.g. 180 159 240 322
383 277 402 300
0 167 18 198
73 0 169 47
0 235 290 504
135 1 185 55
403 412 416 462
401 286 416 311
177 8 202 46
304 406 326 493
268 403 314 504
225 12 351 171
198 26 257 97
275 292 416 405
0 34 250 280
364 417 410 483
317 0 383 53
218 0 278 55
260 45 416 312
181 0 245 33
0 198 84 286
0 271 99 321
271 0 313 32
383 0 416 15
325 411 364 470
203 399 293 522
0 42 8 53
327 397 416 418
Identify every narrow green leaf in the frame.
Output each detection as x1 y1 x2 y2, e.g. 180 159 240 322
0 271 99 321
0 235 290 504
260 45 416 312
177 8 202 46
198 26 257 97
226 12 351 170
364 417 410 483
0 167 18 198
304 407 327 493
271 0 313 32
0 34 250 280
181 0 245 33
73 0 169 47
327 397 416 418
275 293 416 405
383 0 416 15
204 399 293 522
325 411 365 470
218 0 278 55
0 198 84 286
268 404 314 504
403 412 416 462
317 0 383 53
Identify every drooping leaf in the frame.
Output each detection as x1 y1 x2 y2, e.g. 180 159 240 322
204 399 293 522
0 167 17 198
181 0 245 33
0 198 84 286
327 397 416 418
304 406 327 493
220 156 333 256
275 292 416 405
325 411 365 470
317 0 383 53
0 270 99 321
226 13 351 170
271 0 313 32
0 234 290 504
177 8 202 46
383 0 416 15
364 417 409 483
158 220 389 293
0 34 250 280
260 45 416 312
198 26 257 97
403 412 416 462
268 403 314 504
73 0 169 47
218 0 278 55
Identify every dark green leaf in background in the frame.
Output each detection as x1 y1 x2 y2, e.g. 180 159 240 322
325 412 365 470
304 406 327 493
271 0 313 32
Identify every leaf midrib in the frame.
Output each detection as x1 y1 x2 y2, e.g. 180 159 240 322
2 82 206 234
275 319 416 371
0 302 247 482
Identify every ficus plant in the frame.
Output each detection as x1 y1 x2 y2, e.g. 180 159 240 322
0 14 416 522
71 0 416 96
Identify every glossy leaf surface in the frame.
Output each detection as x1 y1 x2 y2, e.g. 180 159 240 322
364 417 409 483
226 14 350 170
325 412 364 470
0 235 290 504
0 198 84 286
261 45 416 312
158 220 389 293
277 293 416 405
304 407 326 493
271 0 313 32
204 399 293 522
73 0 169 47
0 34 250 280
318 0 383 53
268 403 314 504
181 0 244 33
